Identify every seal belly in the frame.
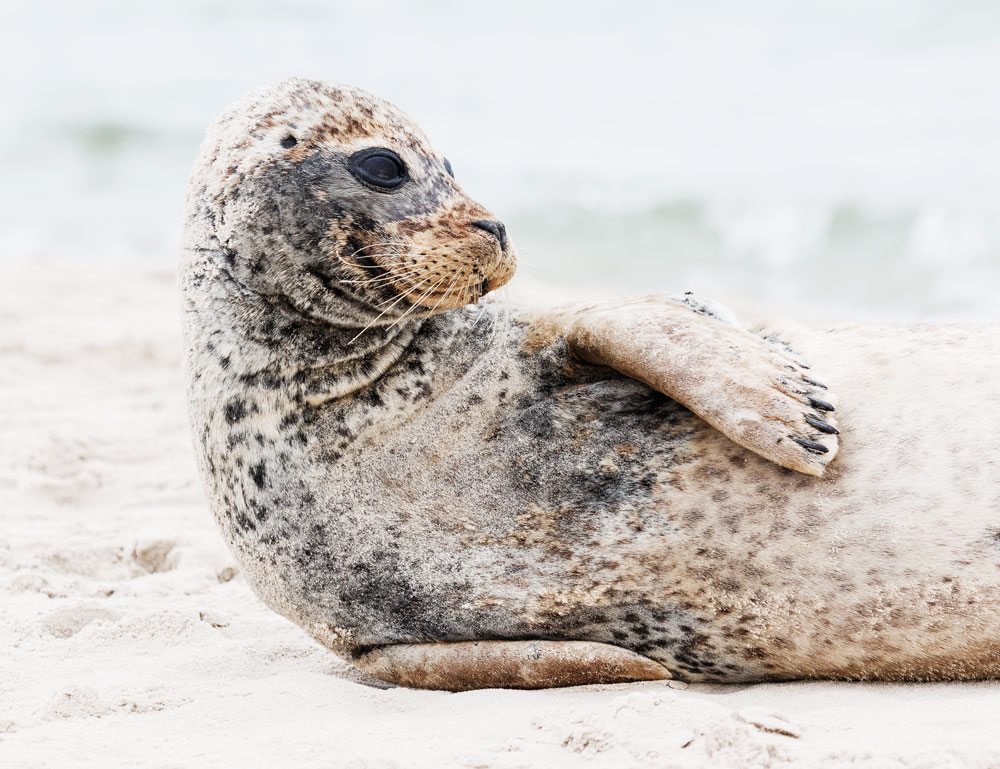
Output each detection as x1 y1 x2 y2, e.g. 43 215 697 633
280 366 748 678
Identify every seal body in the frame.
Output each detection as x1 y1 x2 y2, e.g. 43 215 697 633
182 78 1000 686
183 288 1000 682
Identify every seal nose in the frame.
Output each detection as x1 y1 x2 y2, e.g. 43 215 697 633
470 219 508 251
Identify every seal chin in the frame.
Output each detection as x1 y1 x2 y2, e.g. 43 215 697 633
475 254 517 300
437 260 514 310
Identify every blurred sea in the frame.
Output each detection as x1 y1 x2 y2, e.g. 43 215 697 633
1 0 998 321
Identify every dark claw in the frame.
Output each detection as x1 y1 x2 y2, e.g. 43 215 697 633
808 396 835 412
805 414 839 435
790 436 830 454
802 377 827 390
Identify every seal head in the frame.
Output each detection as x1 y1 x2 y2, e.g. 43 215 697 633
184 77 517 329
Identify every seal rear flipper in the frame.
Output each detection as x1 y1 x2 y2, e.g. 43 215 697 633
562 295 840 476
348 640 672 691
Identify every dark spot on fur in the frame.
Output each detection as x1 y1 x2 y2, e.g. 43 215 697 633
235 512 256 532
249 461 267 489
225 399 248 423
406 358 426 375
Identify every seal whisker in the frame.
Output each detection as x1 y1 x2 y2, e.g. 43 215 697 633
428 269 465 315
410 273 452 311
342 265 427 288
338 251 406 264
471 301 490 331
336 250 431 286
338 256 428 285
336 246 414 273
335 256 407 276
341 251 415 266
385 275 450 331
342 242 405 260
373 274 435 309
388 273 448 321
347 276 436 344
348 261 425 280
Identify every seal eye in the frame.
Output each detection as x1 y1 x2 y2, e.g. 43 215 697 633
349 148 408 191
281 135 297 149
444 158 454 178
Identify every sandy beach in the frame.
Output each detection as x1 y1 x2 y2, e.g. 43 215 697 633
1 263 998 769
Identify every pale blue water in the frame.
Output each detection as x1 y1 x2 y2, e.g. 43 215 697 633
2 0 998 320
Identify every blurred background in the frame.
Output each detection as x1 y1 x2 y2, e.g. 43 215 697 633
2 0 998 321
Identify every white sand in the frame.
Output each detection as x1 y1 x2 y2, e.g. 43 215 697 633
2 264 999 769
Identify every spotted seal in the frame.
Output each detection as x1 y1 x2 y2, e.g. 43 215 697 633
181 78 1000 690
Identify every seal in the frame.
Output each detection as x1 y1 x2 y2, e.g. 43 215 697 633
181 78 1000 690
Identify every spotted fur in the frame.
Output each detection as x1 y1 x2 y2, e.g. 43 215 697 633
182 78 1000 687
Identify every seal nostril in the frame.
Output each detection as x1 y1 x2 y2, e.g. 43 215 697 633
470 219 508 250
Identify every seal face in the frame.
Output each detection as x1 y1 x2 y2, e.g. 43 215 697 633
182 79 1000 689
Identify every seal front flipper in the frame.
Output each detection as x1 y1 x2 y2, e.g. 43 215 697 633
349 640 672 691
559 295 840 476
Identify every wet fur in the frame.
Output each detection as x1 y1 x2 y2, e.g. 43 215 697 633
182 79 1000 687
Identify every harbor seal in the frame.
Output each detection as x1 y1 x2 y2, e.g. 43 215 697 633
181 78 1000 690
